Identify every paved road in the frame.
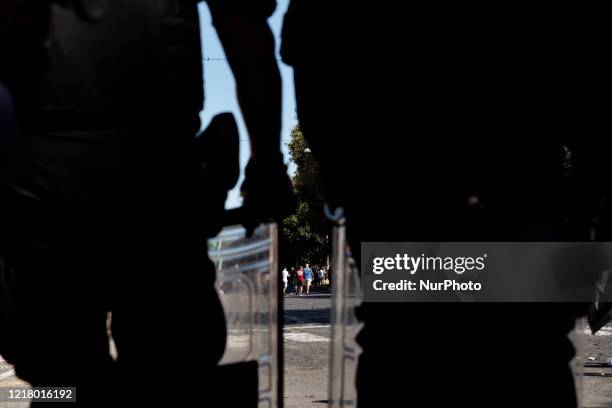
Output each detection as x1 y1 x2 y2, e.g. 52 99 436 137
0 356 28 408
2 297 609 407
0 293 333 408
281 294 612 408
284 291 332 408
583 323 612 408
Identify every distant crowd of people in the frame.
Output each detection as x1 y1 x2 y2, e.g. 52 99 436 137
282 264 330 295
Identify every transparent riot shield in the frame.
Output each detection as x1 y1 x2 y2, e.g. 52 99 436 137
208 223 279 408
329 214 362 408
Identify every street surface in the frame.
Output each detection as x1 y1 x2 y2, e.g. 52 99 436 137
0 358 28 408
583 324 612 408
1 295 610 407
284 291 331 408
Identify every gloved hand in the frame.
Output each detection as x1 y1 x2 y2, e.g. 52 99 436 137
240 157 297 237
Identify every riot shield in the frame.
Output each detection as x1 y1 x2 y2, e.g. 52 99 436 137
329 215 362 408
208 223 280 408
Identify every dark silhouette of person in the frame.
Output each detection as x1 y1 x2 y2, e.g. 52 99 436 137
0 83 19 188
1 1 291 406
282 3 607 407
0 84 18 146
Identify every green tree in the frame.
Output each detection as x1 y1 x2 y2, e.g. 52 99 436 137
280 124 330 267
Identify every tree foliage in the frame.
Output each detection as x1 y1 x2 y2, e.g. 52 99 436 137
280 124 330 267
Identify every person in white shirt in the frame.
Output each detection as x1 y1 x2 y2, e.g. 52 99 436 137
318 268 326 286
282 267 290 295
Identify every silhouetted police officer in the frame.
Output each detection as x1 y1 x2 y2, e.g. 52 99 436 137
1 1 291 406
282 3 607 407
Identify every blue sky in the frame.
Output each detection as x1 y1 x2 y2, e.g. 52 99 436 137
197 0 297 209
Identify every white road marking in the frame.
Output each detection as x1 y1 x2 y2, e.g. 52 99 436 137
0 369 15 380
284 324 331 330
226 327 332 347
283 332 329 343
227 335 251 348
227 328 270 334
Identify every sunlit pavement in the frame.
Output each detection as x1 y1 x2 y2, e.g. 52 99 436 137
280 293 612 408
2 299 609 407
284 291 331 408
0 357 29 408
583 323 612 407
